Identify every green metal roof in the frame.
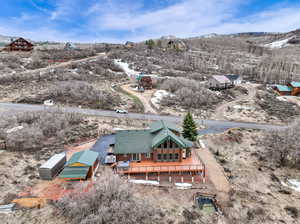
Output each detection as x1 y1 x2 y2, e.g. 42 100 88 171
152 129 188 148
59 166 89 179
66 150 99 166
289 82 300 88
150 120 180 133
114 120 193 154
114 130 152 154
275 85 292 92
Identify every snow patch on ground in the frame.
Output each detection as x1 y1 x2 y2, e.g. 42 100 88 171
281 179 300 192
175 183 192 189
151 90 174 105
265 37 293 49
114 59 139 78
129 179 159 186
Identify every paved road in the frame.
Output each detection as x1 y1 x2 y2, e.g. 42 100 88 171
0 103 284 131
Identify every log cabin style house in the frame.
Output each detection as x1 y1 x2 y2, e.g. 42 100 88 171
114 120 193 163
113 120 205 183
4 37 34 52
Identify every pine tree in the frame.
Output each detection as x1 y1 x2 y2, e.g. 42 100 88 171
182 112 198 141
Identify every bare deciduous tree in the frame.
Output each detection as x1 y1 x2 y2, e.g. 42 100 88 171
262 119 300 168
56 170 162 224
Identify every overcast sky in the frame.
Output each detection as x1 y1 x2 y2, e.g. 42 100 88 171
0 0 299 43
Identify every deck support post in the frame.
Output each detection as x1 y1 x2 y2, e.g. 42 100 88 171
158 174 160 182
192 176 194 183
181 176 183 183
146 173 148 180
169 176 172 183
128 174 130 180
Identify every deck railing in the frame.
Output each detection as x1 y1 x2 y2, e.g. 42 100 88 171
116 164 204 174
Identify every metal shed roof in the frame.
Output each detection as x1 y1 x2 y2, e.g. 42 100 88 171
66 150 99 166
59 166 89 179
40 153 66 169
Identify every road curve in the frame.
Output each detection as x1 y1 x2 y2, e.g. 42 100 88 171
0 103 284 131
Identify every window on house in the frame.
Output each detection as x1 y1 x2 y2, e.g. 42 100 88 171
157 154 162 161
174 153 179 160
169 141 173 148
146 153 151 158
169 154 173 160
132 153 140 161
163 154 168 161
164 141 168 148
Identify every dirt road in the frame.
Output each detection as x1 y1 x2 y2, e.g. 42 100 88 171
214 84 258 120
21 52 106 75
121 84 157 114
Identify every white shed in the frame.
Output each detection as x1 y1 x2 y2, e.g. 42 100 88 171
39 153 66 180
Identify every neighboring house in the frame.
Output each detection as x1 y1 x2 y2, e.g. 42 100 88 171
59 150 99 180
112 120 205 183
288 81 300 96
224 74 243 85
136 74 153 89
274 85 292 96
125 41 134 48
64 42 77 50
207 75 232 89
4 37 34 51
167 39 186 50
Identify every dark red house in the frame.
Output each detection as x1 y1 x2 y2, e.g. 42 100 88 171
4 38 34 52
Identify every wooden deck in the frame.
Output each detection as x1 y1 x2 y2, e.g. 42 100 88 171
117 151 205 174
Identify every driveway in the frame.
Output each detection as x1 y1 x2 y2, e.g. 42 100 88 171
214 83 258 120
120 84 157 114
90 134 115 163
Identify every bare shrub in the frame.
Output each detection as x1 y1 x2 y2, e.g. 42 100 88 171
16 81 121 110
38 49 96 61
56 170 162 224
262 120 300 168
0 110 84 152
255 90 299 121
160 78 221 109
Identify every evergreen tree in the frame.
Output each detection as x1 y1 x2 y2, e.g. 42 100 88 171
182 112 198 141
145 39 155 49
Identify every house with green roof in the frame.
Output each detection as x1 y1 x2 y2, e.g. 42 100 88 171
288 81 300 96
114 120 193 162
274 85 292 96
59 150 99 180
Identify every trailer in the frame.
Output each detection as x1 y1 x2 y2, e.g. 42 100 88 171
39 153 66 180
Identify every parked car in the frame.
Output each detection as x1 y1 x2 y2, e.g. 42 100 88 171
115 109 128 114
44 99 54 106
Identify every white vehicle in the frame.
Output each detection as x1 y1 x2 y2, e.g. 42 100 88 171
44 99 54 106
115 109 128 114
